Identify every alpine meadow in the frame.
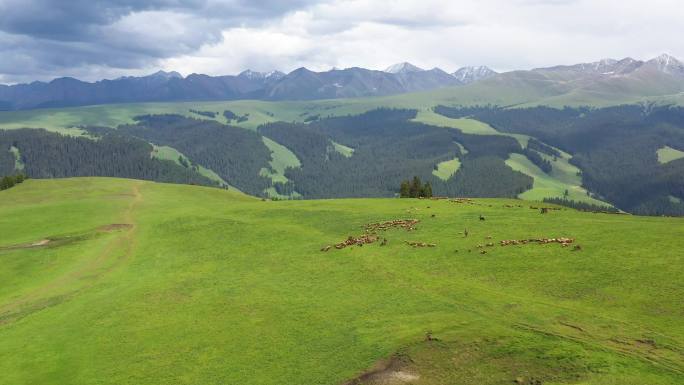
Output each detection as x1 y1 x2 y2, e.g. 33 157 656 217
1 1 684 384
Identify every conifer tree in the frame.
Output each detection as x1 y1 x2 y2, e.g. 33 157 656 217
422 182 433 198
409 176 422 198
400 180 410 198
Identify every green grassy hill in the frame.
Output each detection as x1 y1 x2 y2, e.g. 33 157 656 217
505 153 607 205
1 177 683 385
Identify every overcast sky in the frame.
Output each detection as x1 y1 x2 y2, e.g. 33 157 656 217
0 0 682 83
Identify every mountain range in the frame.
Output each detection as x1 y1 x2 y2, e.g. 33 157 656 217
1 54 683 110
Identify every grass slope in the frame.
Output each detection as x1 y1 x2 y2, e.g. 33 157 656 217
332 141 355 157
260 137 302 199
1 178 683 385
505 153 608 205
432 157 461 181
260 136 301 183
413 109 530 147
151 145 231 188
657 145 684 164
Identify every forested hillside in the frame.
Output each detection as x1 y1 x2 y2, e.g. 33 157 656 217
0 129 215 187
95 115 273 195
259 109 532 198
2 103 684 215
435 105 684 215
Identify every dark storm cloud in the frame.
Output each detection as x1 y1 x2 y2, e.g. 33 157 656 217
0 0 196 40
0 0 324 82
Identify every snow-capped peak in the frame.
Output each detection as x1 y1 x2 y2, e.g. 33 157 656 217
145 70 183 80
535 57 644 76
598 58 618 65
652 53 679 65
649 53 682 67
239 69 285 81
265 70 285 80
647 54 684 76
384 62 424 74
451 66 497 84
238 69 265 80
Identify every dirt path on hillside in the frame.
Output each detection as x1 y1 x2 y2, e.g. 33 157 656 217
0 181 144 326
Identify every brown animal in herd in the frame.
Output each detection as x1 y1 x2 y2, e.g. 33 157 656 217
500 237 575 247
449 198 475 204
328 234 380 250
405 241 436 248
365 219 419 232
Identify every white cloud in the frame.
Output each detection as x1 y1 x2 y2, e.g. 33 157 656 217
161 0 684 77
2 0 684 82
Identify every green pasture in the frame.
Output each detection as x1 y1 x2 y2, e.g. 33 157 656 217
0 178 682 384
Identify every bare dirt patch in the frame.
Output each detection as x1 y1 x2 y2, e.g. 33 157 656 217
343 354 419 385
0 238 51 251
98 224 134 232
558 321 586 333
30 239 51 247
635 338 658 350
342 336 588 385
